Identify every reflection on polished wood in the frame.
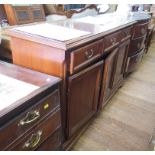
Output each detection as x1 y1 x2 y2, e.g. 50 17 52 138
71 39 155 151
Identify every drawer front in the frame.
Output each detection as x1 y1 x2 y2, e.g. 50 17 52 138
126 49 144 73
0 90 60 150
133 22 149 39
70 39 103 74
104 31 121 51
128 37 145 56
120 27 132 41
7 109 61 151
36 129 61 151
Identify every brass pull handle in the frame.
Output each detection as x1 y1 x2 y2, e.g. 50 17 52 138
125 57 130 73
141 28 146 34
23 130 42 149
135 57 139 63
124 31 128 37
149 135 155 145
137 43 141 49
85 49 94 59
149 133 155 150
19 110 40 126
110 38 117 45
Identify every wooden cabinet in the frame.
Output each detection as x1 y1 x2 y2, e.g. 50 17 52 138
0 61 62 151
0 5 7 23
67 61 103 137
0 90 60 150
99 39 130 109
112 39 130 87
99 48 118 108
5 14 151 149
126 49 144 73
3 4 45 25
126 20 149 74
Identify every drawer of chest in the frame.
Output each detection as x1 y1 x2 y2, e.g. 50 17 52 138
120 27 132 41
128 37 145 56
36 129 61 151
0 89 60 150
104 31 121 51
132 22 149 39
126 49 144 73
7 108 61 151
70 39 103 74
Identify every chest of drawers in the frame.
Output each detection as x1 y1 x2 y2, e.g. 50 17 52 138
0 61 62 150
126 19 149 73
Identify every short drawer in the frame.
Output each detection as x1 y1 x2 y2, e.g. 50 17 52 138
126 49 144 73
7 108 61 151
0 89 60 150
128 37 145 56
70 39 103 74
120 26 132 41
36 129 62 151
132 22 149 39
104 31 121 51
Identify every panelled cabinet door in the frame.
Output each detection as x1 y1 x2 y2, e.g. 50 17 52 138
112 39 130 87
30 6 45 22
99 48 118 109
14 7 31 24
67 61 103 138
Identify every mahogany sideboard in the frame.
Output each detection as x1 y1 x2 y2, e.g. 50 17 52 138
0 61 62 150
4 12 151 150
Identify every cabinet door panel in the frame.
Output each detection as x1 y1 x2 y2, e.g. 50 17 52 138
14 7 31 24
99 48 118 109
112 39 130 87
67 61 103 137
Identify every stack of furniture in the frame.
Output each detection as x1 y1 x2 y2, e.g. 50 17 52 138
5 12 151 150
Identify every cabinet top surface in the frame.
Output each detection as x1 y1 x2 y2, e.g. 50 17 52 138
0 61 61 120
4 12 150 50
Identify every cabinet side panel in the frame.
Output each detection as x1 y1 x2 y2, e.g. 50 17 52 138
11 38 66 78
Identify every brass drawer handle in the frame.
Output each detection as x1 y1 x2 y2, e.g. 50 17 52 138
135 57 139 63
19 110 40 126
137 42 141 49
149 134 155 151
85 49 94 59
124 31 129 37
141 28 146 34
149 135 155 144
125 57 130 73
110 38 117 45
23 130 42 149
